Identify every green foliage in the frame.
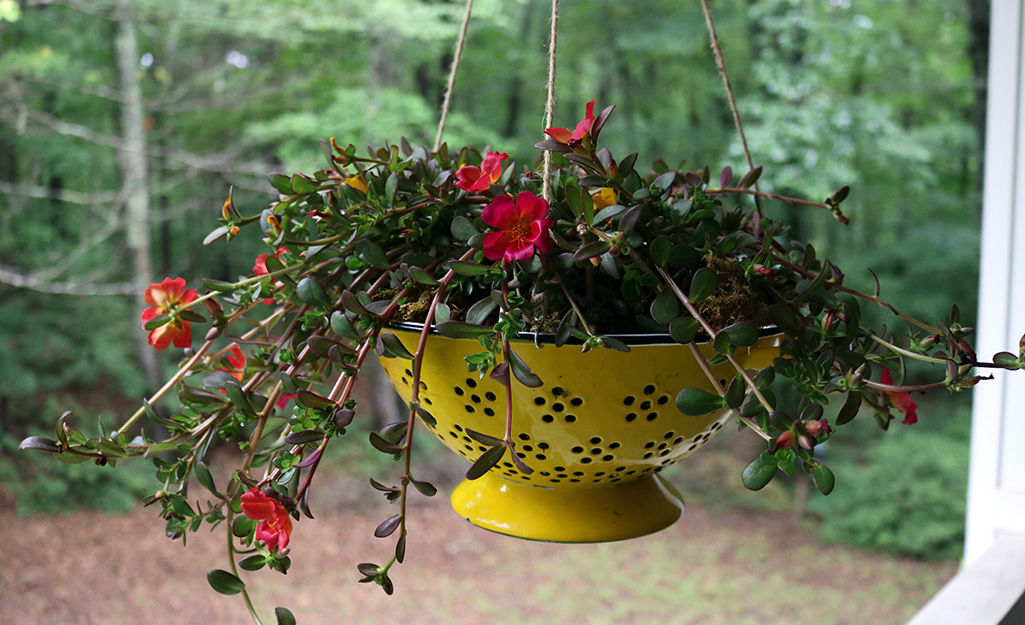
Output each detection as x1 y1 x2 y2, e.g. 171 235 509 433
0 415 158 515
811 401 970 559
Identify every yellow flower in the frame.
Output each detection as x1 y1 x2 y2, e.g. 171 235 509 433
343 174 368 194
591 187 617 211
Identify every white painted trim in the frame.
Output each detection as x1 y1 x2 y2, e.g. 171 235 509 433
966 0 1025 566
906 534 1025 625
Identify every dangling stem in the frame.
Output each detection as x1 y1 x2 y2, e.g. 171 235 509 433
434 0 475 151
699 0 764 218
541 0 560 203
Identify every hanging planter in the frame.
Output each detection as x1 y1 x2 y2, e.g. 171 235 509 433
16 0 1025 621
378 325 780 541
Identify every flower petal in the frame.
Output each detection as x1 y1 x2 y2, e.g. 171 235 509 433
481 230 509 261
481 195 516 229
544 127 573 144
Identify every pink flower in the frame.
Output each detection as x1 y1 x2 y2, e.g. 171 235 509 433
880 367 919 425
240 488 293 551
481 192 554 262
455 150 507 192
140 277 198 350
544 100 596 146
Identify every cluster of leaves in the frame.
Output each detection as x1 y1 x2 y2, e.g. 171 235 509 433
17 104 1025 620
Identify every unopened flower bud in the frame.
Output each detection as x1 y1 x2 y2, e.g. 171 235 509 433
221 196 235 221
752 264 778 280
804 419 831 437
770 430 795 453
821 309 837 331
798 434 815 450
205 298 223 316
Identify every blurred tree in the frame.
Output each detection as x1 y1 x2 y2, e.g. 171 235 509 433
0 1 988 532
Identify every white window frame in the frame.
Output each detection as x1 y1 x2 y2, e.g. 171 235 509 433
906 1 1025 622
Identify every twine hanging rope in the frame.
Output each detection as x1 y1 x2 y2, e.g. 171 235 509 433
434 0 475 152
699 0 764 218
541 0 560 203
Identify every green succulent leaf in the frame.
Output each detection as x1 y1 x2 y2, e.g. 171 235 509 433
207 569 246 595
689 267 717 303
296 277 332 308
275 607 297 625
741 453 777 491
812 464 836 495
675 387 726 416
466 444 506 480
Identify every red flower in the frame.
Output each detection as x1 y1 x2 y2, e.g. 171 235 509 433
254 247 288 304
544 100 596 146
880 367 919 425
455 150 507 192
240 488 293 551
140 277 197 350
481 191 554 262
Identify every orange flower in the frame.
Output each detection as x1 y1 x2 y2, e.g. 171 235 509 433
880 367 919 425
455 150 507 193
544 100 596 147
140 277 197 350
240 488 293 551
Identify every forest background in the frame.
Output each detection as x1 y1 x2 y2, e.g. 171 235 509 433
0 0 991 561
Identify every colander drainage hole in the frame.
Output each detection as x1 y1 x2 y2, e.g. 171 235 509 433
454 387 465 396
534 397 546 406
625 413 637 422
644 384 656 395
564 415 577 423
571 397 583 406
518 433 531 441
542 414 554 423
571 446 584 454
623 396 636 406
465 378 477 388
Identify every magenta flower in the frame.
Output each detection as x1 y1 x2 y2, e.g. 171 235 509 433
455 150 507 192
544 100 596 146
481 191 554 262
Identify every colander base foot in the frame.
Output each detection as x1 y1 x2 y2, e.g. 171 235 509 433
450 472 684 543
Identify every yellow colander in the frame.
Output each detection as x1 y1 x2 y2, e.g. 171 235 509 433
378 328 780 542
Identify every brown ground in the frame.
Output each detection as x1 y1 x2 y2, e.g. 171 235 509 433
2 468 957 625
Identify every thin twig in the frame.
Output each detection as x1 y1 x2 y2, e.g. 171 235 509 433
699 0 764 218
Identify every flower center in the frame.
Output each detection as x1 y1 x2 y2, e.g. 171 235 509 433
508 219 529 241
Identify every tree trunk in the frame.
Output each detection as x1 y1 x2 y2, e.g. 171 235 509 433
115 1 162 392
